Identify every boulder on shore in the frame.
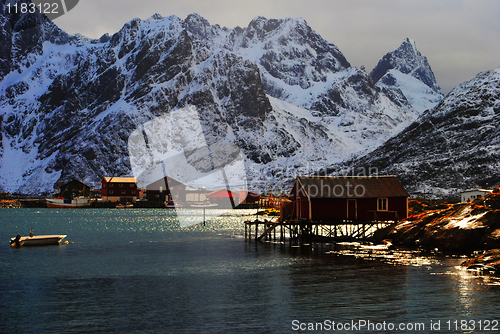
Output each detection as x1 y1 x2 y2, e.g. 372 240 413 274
461 249 500 274
374 189 500 252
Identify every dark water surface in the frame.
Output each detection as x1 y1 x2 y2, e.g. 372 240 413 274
1 209 499 333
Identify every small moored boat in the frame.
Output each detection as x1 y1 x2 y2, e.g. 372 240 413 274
46 197 90 208
10 228 67 247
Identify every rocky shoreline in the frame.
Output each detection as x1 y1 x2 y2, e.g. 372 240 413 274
374 189 500 273
0 200 22 208
0 199 46 208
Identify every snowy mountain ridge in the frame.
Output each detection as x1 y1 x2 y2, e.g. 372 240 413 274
343 67 500 197
0 7 442 195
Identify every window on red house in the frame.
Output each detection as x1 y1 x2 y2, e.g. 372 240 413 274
378 198 388 211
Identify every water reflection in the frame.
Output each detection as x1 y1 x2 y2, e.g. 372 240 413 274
2 209 500 333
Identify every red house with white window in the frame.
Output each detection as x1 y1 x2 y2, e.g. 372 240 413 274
101 177 138 203
287 176 409 222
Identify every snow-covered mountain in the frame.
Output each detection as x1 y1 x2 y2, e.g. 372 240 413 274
370 38 444 113
345 67 500 198
0 5 429 195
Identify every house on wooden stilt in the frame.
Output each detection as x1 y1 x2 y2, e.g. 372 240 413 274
286 176 409 223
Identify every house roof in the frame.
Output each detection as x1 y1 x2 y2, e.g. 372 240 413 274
206 189 239 198
461 189 493 193
146 176 185 190
293 176 409 199
239 191 260 201
103 177 138 184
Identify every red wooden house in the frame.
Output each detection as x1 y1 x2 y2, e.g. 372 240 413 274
287 176 409 222
238 191 261 204
101 177 138 203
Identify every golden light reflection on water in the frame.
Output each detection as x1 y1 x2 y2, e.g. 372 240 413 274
453 264 500 286
325 242 500 287
326 243 441 267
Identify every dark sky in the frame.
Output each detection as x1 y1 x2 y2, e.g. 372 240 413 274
55 0 500 94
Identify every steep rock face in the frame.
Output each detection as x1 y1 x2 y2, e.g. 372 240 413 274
0 12 300 194
370 38 443 113
347 67 500 197
0 10 425 195
229 17 416 119
232 16 350 95
0 0 70 79
0 14 256 193
225 17 418 157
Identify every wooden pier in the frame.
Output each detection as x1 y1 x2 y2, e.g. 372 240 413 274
245 219 395 243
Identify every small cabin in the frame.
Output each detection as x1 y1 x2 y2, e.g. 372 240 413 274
461 189 493 202
146 176 186 203
286 176 409 222
239 191 261 204
101 177 138 203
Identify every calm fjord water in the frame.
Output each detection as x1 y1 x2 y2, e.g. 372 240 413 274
1 209 499 333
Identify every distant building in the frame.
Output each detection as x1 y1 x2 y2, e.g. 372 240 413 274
285 176 409 222
90 189 102 199
239 191 261 204
58 180 90 199
206 189 241 209
101 177 138 203
146 177 186 202
185 188 210 203
460 189 493 202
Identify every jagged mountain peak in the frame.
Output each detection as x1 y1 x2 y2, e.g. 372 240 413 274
370 38 444 113
245 16 308 34
370 38 441 94
348 66 500 197
229 15 351 99
184 13 211 28
237 15 347 65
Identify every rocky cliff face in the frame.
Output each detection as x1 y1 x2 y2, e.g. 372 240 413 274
347 67 500 197
0 7 432 195
370 38 444 113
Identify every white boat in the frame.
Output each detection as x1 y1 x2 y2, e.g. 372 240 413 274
46 197 90 208
10 229 67 247
190 203 219 209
